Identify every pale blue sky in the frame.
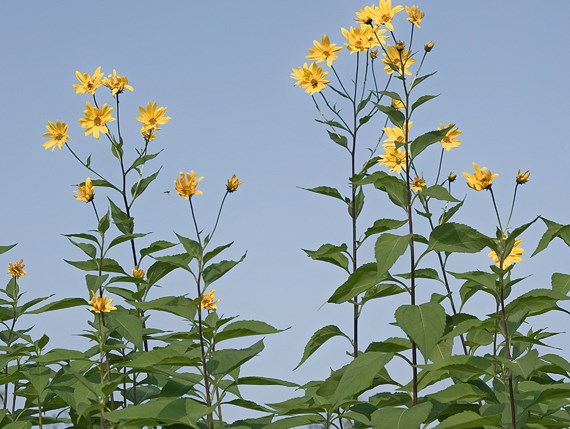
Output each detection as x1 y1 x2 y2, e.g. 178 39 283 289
2 0 570 421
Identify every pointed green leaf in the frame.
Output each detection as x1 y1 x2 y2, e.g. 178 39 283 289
328 263 379 304
395 302 446 360
411 94 438 112
203 253 246 286
301 186 348 203
0 244 17 255
28 297 87 314
216 320 284 342
376 233 411 276
295 325 351 369
371 402 432 429
411 127 450 159
207 340 264 377
423 185 460 202
363 218 407 241
204 242 233 264
303 243 349 272
327 131 348 149
434 410 502 428
429 223 491 253
131 168 161 200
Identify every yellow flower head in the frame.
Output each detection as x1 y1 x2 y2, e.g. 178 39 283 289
88 291 117 313
405 5 424 28
306 35 342 67
463 162 499 191
42 120 69 151
382 44 416 75
384 122 411 146
411 176 426 192
7 260 26 279
200 289 220 311
341 26 372 53
175 171 204 199
516 169 530 185
378 145 407 174
142 129 157 142
132 266 145 279
439 123 462 151
136 102 171 133
366 25 388 49
372 0 404 31
448 172 457 182
292 63 330 94
103 69 134 96
425 41 435 52
355 6 376 26
489 239 524 267
226 175 244 193
73 67 104 95
391 98 405 109
74 177 95 203
78 101 115 139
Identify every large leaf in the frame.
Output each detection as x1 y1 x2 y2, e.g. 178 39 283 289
216 320 284 342
411 94 438 113
370 402 432 429
375 233 411 276
106 397 207 426
434 411 502 428
429 223 491 254
327 131 348 149
363 218 407 241
411 127 450 159
295 325 351 369
374 175 408 209
375 104 405 128
552 273 570 295
65 258 126 274
301 186 348 203
423 185 460 203
202 253 246 286
136 296 197 320
108 199 133 234
131 168 161 200
303 243 349 272
328 263 380 304
395 302 446 360
140 240 177 259
108 310 144 350
28 297 87 314
264 415 324 429
207 340 264 377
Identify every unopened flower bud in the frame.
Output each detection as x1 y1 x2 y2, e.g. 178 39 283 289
369 49 378 60
396 41 406 52
516 169 530 185
424 41 435 52
448 172 457 182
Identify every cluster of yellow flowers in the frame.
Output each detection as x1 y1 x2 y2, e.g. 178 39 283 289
291 1 431 94
174 171 243 199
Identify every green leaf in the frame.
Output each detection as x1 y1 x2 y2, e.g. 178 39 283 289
439 201 464 225
109 310 144 350
108 198 133 234
423 185 460 203
98 211 110 234
374 174 408 209
203 253 246 286
411 71 437 90
332 352 393 406
63 232 99 243
363 218 407 241
327 131 348 149
105 397 207 426
28 297 87 314
411 128 450 159
24 366 52 397
207 340 264 377
67 238 97 259
395 302 446 360
532 217 570 256
204 242 233 264
434 410 502 429
375 233 411 276
301 186 348 203
34 348 88 363
371 402 432 429
360 284 404 306
411 94 438 112
375 104 405 128
216 320 284 342
128 151 160 172
140 240 177 259
135 296 197 320
429 222 491 253
146 260 179 285
295 325 351 369
237 376 299 388
348 186 365 219
264 415 324 429
3 422 32 429
303 243 349 272
91 178 117 190
175 233 202 260
552 273 570 295
328 263 379 304
378 90 402 102
131 168 161 200
0 244 16 255
108 233 147 251
65 258 126 274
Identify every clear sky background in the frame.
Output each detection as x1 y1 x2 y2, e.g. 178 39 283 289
2 0 570 422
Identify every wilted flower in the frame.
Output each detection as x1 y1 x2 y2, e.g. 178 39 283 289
8 260 26 279
42 120 69 151
411 176 426 192
405 5 424 28
306 35 342 67
74 177 95 202
136 102 171 133
439 123 462 151
395 41 405 52
463 162 499 191
516 169 530 185
226 175 244 193
78 101 115 139
489 239 524 267
132 266 145 279
73 67 104 95
200 289 219 311
103 69 134 96
88 291 117 313
175 171 203 199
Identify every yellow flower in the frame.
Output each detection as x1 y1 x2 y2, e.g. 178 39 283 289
132 266 145 279
366 25 388 49
425 41 435 52
405 5 424 28
73 67 104 95
488 239 524 267
306 35 342 67
463 162 499 191
136 102 171 133
78 101 115 139
382 45 416 75
516 169 530 185
448 172 457 182
42 120 69 151
370 49 379 59
341 26 372 53
355 6 376 26
142 129 157 142
439 123 462 151
372 0 404 31
226 175 243 193
384 122 411 146
411 176 426 192
175 171 204 199
294 63 330 94
200 289 219 311
74 177 95 202
88 291 117 313
290 64 308 87
391 98 404 109
7 260 26 279
102 69 134 96
378 145 407 174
